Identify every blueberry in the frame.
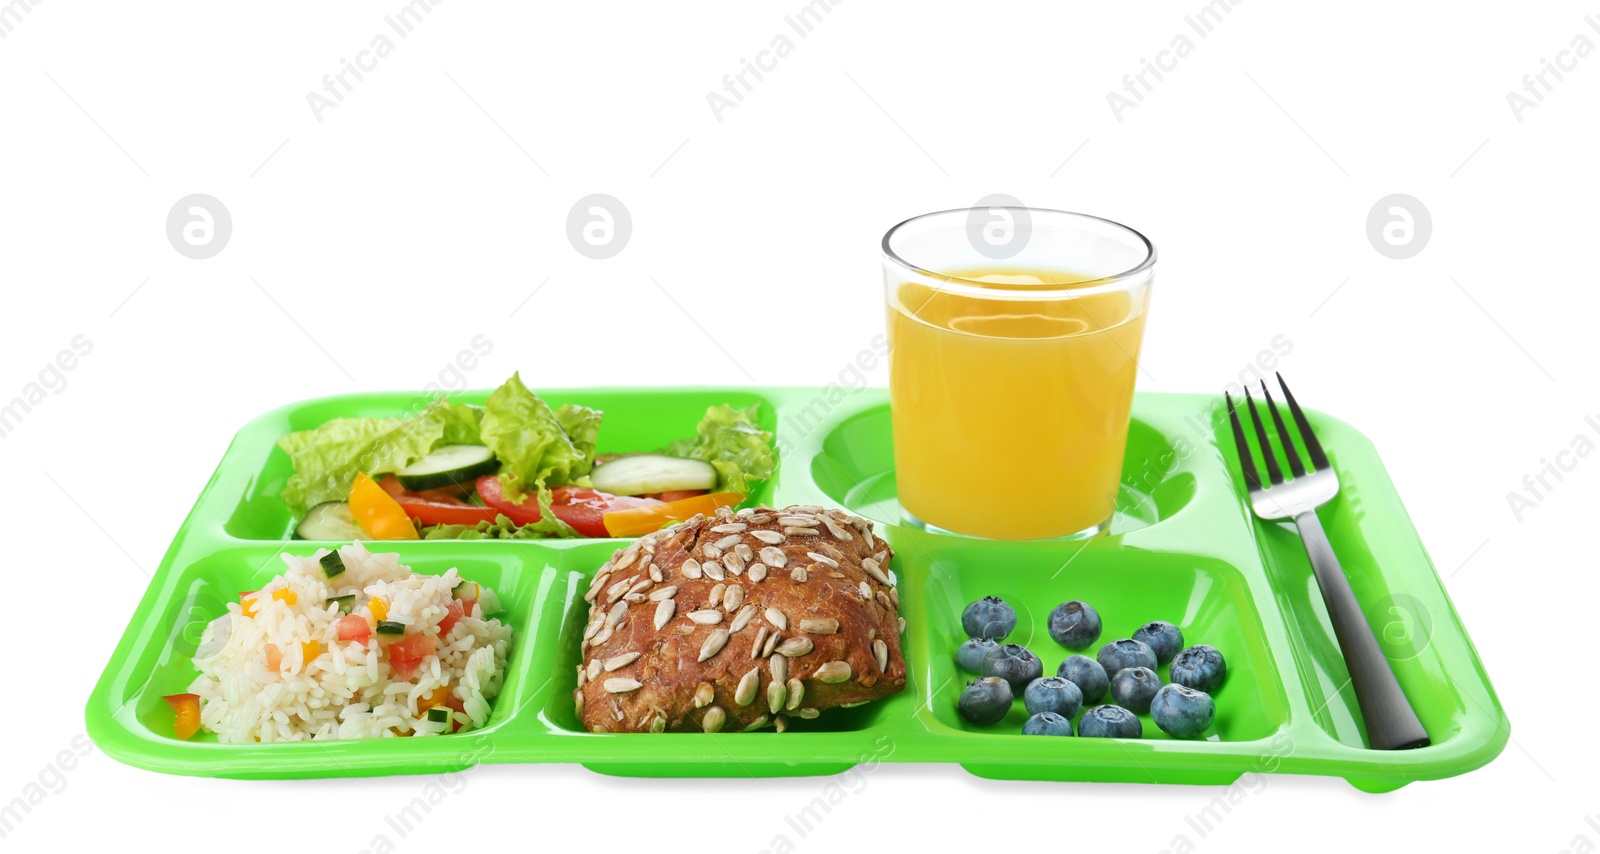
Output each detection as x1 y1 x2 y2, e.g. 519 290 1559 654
1151 684 1216 739
956 637 999 674
1023 676 1083 719
962 596 1018 640
1047 600 1102 649
1170 644 1227 693
1110 666 1162 714
1057 654 1110 704
958 676 1014 726
1022 711 1074 736
1078 704 1143 739
1132 620 1184 664
982 643 1044 693
1096 638 1157 677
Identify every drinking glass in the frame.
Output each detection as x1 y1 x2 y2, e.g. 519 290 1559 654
881 207 1155 540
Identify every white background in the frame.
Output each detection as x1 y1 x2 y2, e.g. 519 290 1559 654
3 0 1597 850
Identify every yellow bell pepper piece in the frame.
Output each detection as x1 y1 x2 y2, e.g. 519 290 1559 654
369 597 388 622
302 640 321 664
603 492 746 537
349 472 419 540
272 588 298 606
417 685 450 712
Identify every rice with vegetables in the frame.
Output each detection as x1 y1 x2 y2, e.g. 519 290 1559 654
186 543 511 742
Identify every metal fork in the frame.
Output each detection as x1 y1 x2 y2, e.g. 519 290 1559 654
1226 374 1429 750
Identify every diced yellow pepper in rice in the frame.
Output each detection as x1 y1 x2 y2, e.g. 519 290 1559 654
369 597 388 622
272 588 298 606
417 685 450 712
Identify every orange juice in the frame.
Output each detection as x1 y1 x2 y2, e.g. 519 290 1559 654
887 269 1149 539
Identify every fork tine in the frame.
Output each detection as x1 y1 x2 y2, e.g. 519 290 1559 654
1276 372 1330 471
1243 386 1284 485
1224 392 1263 491
1260 380 1306 478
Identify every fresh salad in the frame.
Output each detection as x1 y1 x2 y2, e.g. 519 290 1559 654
278 373 775 540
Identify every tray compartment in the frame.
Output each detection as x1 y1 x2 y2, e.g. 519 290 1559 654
1225 408 1507 780
542 542 918 736
93 542 559 778
808 402 1198 536
905 536 1290 744
222 388 782 541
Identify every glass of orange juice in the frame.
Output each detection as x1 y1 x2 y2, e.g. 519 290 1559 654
882 207 1155 540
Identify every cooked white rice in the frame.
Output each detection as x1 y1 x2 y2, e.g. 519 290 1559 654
188 542 512 742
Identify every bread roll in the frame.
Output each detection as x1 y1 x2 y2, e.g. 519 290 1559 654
575 504 906 733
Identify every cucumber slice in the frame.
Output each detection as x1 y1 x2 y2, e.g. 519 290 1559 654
426 707 451 724
376 620 406 635
327 595 356 614
296 502 367 541
397 445 499 492
319 551 346 579
590 454 717 496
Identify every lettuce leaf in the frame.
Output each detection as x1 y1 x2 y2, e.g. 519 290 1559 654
434 401 485 445
276 398 485 515
555 403 603 474
520 487 583 538
421 514 532 540
660 404 775 494
478 373 601 501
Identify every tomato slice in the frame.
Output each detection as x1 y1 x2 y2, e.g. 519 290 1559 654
337 613 372 644
548 487 662 538
163 693 201 740
378 476 500 527
474 476 660 538
388 633 438 681
602 492 747 537
437 599 465 636
473 475 543 526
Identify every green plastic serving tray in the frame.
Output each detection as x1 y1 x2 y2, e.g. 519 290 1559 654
85 387 1507 792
